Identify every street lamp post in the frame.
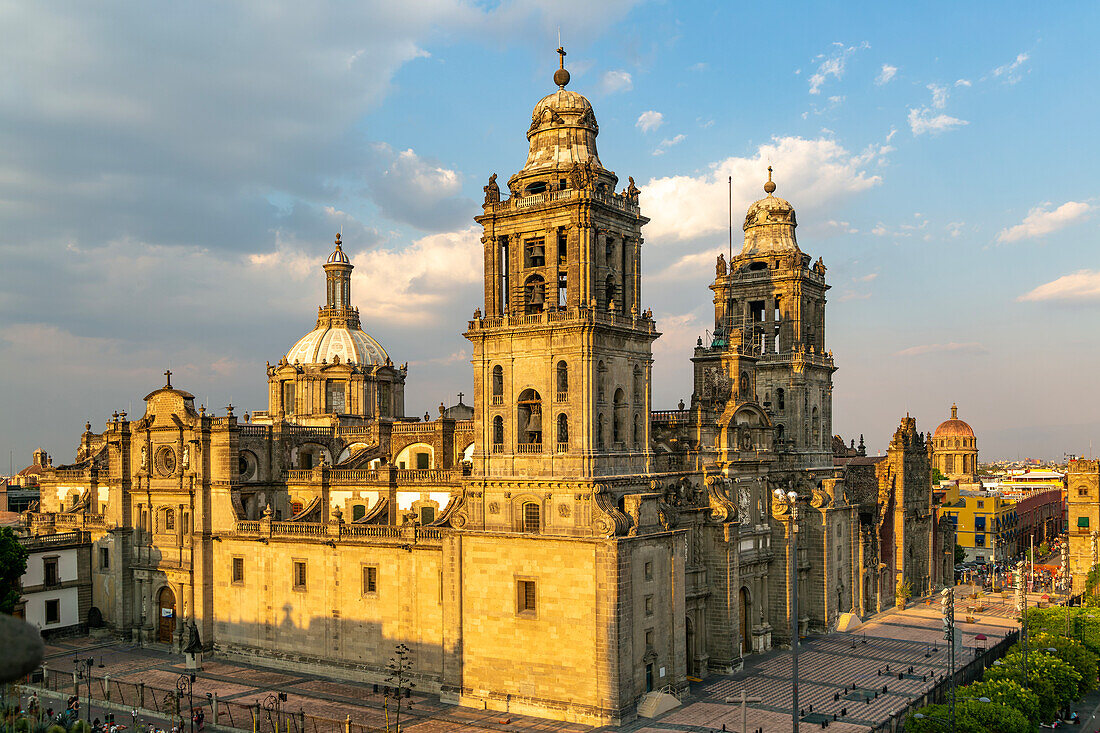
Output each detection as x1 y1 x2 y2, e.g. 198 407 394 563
73 656 95 727
773 486 800 733
262 693 286 733
176 674 195 733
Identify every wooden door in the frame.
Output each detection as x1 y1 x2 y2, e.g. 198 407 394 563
157 586 176 643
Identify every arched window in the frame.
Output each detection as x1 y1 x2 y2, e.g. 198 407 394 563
811 406 820 447
163 508 175 532
740 372 750 397
352 504 366 521
420 506 436 525
492 415 504 448
777 388 785 410
522 502 540 533
605 275 616 308
597 413 606 450
556 361 568 398
776 424 785 442
517 389 543 446
524 275 546 315
557 414 569 448
613 388 626 444
597 361 606 402
491 365 504 404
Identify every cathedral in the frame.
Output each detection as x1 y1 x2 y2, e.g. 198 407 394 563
23 55 951 726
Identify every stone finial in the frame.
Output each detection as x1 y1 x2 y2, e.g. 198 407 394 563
262 504 273 519
764 166 776 195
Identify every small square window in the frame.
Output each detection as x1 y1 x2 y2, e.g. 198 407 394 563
644 561 654 581
517 579 537 616
232 557 244 584
293 561 307 590
99 547 110 570
645 629 655 647
644 595 654 616
45 599 60 625
363 565 378 595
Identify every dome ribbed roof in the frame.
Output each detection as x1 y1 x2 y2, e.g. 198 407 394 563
739 168 799 257
934 404 975 438
286 325 388 366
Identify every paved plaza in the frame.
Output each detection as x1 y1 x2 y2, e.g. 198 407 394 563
32 587 1039 733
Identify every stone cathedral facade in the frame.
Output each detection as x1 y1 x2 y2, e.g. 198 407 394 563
23 59 948 726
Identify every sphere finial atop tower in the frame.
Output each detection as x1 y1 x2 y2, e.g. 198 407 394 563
763 165 776 195
554 46 570 88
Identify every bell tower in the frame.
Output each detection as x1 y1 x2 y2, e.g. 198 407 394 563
465 51 658 481
712 169 836 470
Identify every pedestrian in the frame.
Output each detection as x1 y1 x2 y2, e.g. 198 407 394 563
195 709 205 732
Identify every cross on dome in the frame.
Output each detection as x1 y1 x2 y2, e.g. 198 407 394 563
554 46 570 88
164 369 172 388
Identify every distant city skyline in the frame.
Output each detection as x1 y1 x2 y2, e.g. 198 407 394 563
1 2 1097 465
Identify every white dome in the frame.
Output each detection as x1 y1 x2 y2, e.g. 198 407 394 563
286 325 388 366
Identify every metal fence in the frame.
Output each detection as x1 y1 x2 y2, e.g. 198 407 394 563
20 669 402 733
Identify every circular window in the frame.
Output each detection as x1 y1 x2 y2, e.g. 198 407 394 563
238 452 256 481
155 446 177 477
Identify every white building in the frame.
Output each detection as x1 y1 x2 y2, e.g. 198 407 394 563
18 531 92 635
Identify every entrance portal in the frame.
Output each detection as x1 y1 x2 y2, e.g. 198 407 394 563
739 587 751 654
157 586 176 643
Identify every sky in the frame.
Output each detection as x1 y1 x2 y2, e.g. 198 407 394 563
1 1 1099 469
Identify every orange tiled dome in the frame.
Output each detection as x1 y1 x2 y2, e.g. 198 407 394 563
933 403 974 438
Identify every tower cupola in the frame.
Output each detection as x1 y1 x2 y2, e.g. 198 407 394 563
741 167 799 257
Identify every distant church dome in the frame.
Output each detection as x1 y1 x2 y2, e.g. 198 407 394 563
284 234 390 367
933 403 975 438
740 167 799 257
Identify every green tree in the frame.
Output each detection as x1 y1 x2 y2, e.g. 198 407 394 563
985 650 1081 721
897 578 913 605
955 543 966 565
905 700 1029 733
962 678 1041 728
1028 632 1099 698
932 468 947 483
0 527 28 613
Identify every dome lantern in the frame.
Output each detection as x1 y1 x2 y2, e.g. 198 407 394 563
739 167 799 257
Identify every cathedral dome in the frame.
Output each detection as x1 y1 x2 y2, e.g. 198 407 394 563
740 167 799 257
511 50 612 190
286 325 388 366
933 403 975 438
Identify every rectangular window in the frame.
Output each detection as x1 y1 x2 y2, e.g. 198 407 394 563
363 565 378 595
293 561 307 591
645 629 655 647
499 236 510 312
977 500 985 508
45 599 60 625
557 271 567 307
1079 516 1091 528
644 561 654 581
282 381 295 416
974 516 986 532
416 452 430 470
517 579 537 616
557 227 567 266
43 557 59 587
379 383 391 418
326 380 345 414
99 547 109 570
975 534 986 548
645 595 654 616
232 557 244 584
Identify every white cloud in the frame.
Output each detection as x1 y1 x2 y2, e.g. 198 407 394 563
808 42 868 95
876 64 897 85
856 273 878 282
653 134 685 156
350 226 482 324
946 221 965 238
837 291 872 303
991 52 1030 84
997 201 1092 242
636 110 664 133
908 107 968 135
955 79 972 87
927 83 949 109
643 136 882 243
1018 270 1100 303
366 143 470 231
895 342 990 357
600 70 633 94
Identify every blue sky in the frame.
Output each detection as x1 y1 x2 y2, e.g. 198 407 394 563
1 1 1098 468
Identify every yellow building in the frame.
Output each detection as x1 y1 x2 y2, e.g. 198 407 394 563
938 485 1017 563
